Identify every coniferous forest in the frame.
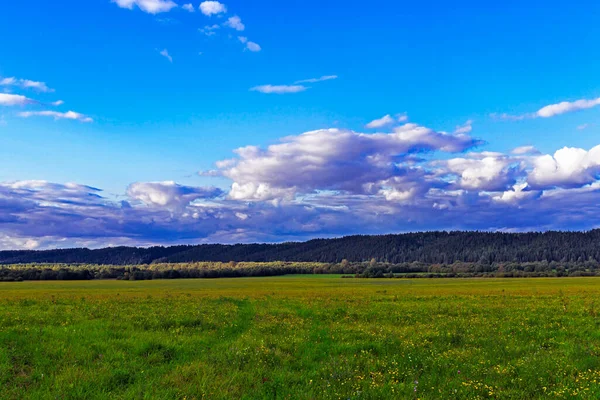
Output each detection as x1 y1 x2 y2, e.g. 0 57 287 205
2 230 600 266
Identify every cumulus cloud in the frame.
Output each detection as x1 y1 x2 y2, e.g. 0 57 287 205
1 179 330 249
1 77 54 93
4 111 600 248
127 181 223 209
112 0 177 14
0 180 234 249
225 15 245 31
4 137 600 249
212 124 482 201
200 1 227 16
294 75 338 84
4 170 600 250
493 183 540 204
250 85 306 94
441 153 523 192
18 110 93 123
528 146 600 189
393 123 483 153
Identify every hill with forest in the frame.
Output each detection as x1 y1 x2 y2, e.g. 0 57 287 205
2 230 600 265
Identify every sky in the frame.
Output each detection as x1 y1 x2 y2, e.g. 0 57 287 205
1 0 600 250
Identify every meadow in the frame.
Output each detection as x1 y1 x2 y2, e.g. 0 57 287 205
1 277 600 399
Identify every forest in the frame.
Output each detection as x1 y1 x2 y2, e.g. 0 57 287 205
0 258 599 281
2 230 600 265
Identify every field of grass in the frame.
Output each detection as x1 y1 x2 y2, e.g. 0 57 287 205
1 276 600 399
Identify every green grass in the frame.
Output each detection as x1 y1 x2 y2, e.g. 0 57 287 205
1 277 600 399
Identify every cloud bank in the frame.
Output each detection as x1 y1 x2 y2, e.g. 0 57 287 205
4 117 600 250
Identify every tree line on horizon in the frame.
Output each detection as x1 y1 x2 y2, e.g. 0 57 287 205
1 259 599 282
2 230 600 266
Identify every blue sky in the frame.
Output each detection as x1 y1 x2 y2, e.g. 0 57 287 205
1 0 600 249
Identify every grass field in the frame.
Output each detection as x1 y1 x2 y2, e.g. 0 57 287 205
1 277 600 399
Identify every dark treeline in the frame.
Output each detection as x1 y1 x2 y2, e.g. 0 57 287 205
2 230 600 265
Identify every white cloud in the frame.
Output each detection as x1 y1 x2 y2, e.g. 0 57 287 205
0 77 16 86
528 146 600 189
496 96 600 121
159 49 173 62
18 110 93 123
442 153 522 191
6 137 600 247
238 36 248 43
379 188 418 202
577 124 590 130
294 75 338 84
454 120 473 134
245 41 261 52
0 234 41 250
112 0 177 14
229 182 295 202
52 100 65 106
494 183 539 204
366 114 408 129
127 181 223 209
213 124 482 201
250 85 306 94
1 77 54 93
199 1 227 16
225 15 245 31
366 114 396 129
393 123 481 153
20 79 53 92
182 3 195 12
0 93 33 106
537 97 600 118
511 145 540 155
